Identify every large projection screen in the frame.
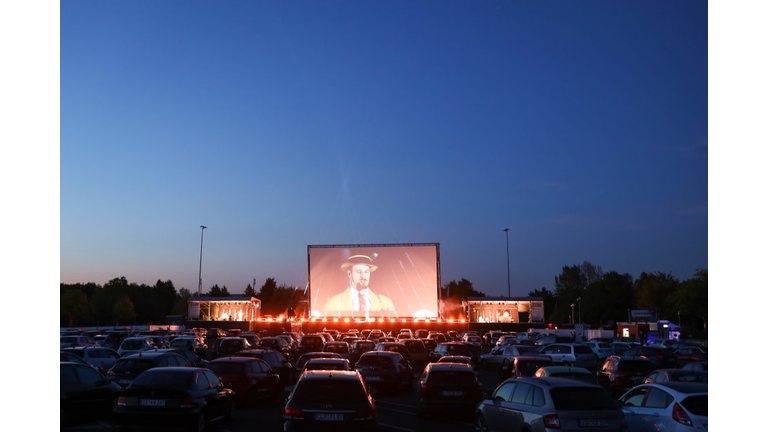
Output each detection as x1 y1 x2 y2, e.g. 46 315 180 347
308 244 440 319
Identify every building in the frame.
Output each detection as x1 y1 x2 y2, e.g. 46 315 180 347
464 297 545 323
187 295 261 321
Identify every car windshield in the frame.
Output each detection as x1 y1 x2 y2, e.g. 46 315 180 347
446 345 471 354
550 387 617 410
208 362 245 374
170 339 191 347
130 370 192 389
111 359 154 373
681 395 707 416
325 344 348 353
292 379 367 403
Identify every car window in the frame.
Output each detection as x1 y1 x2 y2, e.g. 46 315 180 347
681 395 707 416
194 372 211 390
622 388 649 407
550 387 616 410
209 362 245 374
644 388 673 409
73 365 102 384
203 370 220 388
531 386 546 406
292 379 367 403
510 383 531 404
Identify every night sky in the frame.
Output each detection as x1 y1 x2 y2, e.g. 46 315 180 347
58 1 708 297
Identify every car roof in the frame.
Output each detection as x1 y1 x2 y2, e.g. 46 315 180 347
361 351 402 358
427 363 474 372
210 356 263 364
299 370 361 381
510 376 599 388
638 382 708 394
118 351 183 360
538 366 591 374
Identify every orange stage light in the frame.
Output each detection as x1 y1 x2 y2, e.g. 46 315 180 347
344 318 350 323
333 318 339 322
390 318 395 322
322 318 327 322
448 318 454 323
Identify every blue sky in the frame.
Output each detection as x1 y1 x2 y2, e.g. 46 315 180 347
59 1 708 297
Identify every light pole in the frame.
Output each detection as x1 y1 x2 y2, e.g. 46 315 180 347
503 228 510 298
577 297 581 324
198 225 207 298
570 303 575 324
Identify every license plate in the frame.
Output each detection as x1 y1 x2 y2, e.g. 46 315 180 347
140 399 166 407
579 419 608 427
441 390 463 396
314 413 344 421
365 376 381 381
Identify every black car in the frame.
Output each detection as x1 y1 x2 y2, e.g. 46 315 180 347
106 351 192 389
259 337 294 360
296 352 344 372
349 340 376 366
61 362 122 427
374 342 412 363
114 366 235 432
355 351 413 394
430 342 478 363
297 334 326 357
216 337 252 357
233 348 296 386
283 370 376 432
416 362 484 419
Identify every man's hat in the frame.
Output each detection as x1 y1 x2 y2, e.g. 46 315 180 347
341 255 378 272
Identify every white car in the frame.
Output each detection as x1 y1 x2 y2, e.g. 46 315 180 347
61 347 120 372
619 382 707 432
582 341 616 360
537 343 597 369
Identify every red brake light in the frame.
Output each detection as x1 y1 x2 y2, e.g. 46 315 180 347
672 403 692 426
180 397 194 408
284 406 302 418
543 414 561 428
116 396 126 406
656 351 663 358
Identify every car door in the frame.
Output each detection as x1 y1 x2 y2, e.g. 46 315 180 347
202 370 229 418
484 381 522 431
71 364 114 415
620 387 651 432
540 345 562 364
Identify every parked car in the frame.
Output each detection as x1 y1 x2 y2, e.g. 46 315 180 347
60 335 95 349
322 341 352 359
61 346 121 373
61 361 122 427
106 351 192 389
430 342 478 364
114 366 236 432
416 362 484 420
168 336 207 356
296 352 344 373
582 341 616 361
375 342 413 363
437 355 475 370
643 369 708 384
259 336 294 360
534 366 600 386
499 355 554 382
479 344 540 370
216 337 252 357
297 334 326 357
420 338 437 352
596 356 658 398
233 348 296 386
152 348 209 368
475 377 625 432
610 342 633 356
207 357 282 403
116 336 157 357
283 370 376 432
301 358 352 373
538 343 598 369
102 331 131 350
618 382 707 432
620 346 677 369
674 346 708 367
400 339 430 369
61 351 93 366
349 340 377 366
355 351 413 394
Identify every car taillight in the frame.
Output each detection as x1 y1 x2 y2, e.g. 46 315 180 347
543 414 561 428
672 403 692 426
107 370 115 376
656 351 663 358
180 397 194 408
284 406 303 418
353 407 375 420
116 396 126 406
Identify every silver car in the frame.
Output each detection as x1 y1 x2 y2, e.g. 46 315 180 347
479 345 540 370
619 382 707 432
582 341 616 361
538 343 597 369
475 377 624 432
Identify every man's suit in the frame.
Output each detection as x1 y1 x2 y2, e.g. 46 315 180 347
323 287 394 317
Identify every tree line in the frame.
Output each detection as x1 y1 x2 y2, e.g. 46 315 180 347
61 263 707 339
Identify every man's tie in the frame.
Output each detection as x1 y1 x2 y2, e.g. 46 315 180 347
358 291 369 312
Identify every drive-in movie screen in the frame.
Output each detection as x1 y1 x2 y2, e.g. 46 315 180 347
308 244 439 319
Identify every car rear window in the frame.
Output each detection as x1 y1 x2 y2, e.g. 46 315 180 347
681 395 707 416
517 360 553 376
550 372 598 385
618 361 656 372
122 340 145 349
301 336 324 345
131 370 193 389
550 387 617 410
516 346 539 356
208 362 245 374
292 379 367 403
325 344 349 353
574 346 593 354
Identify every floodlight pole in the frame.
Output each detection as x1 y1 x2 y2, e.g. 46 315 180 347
577 297 581 324
198 225 207 298
504 228 510 298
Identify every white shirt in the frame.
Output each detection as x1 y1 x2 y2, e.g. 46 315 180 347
351 287 371 312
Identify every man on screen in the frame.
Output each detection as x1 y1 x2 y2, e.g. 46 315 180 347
323 254 394 318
